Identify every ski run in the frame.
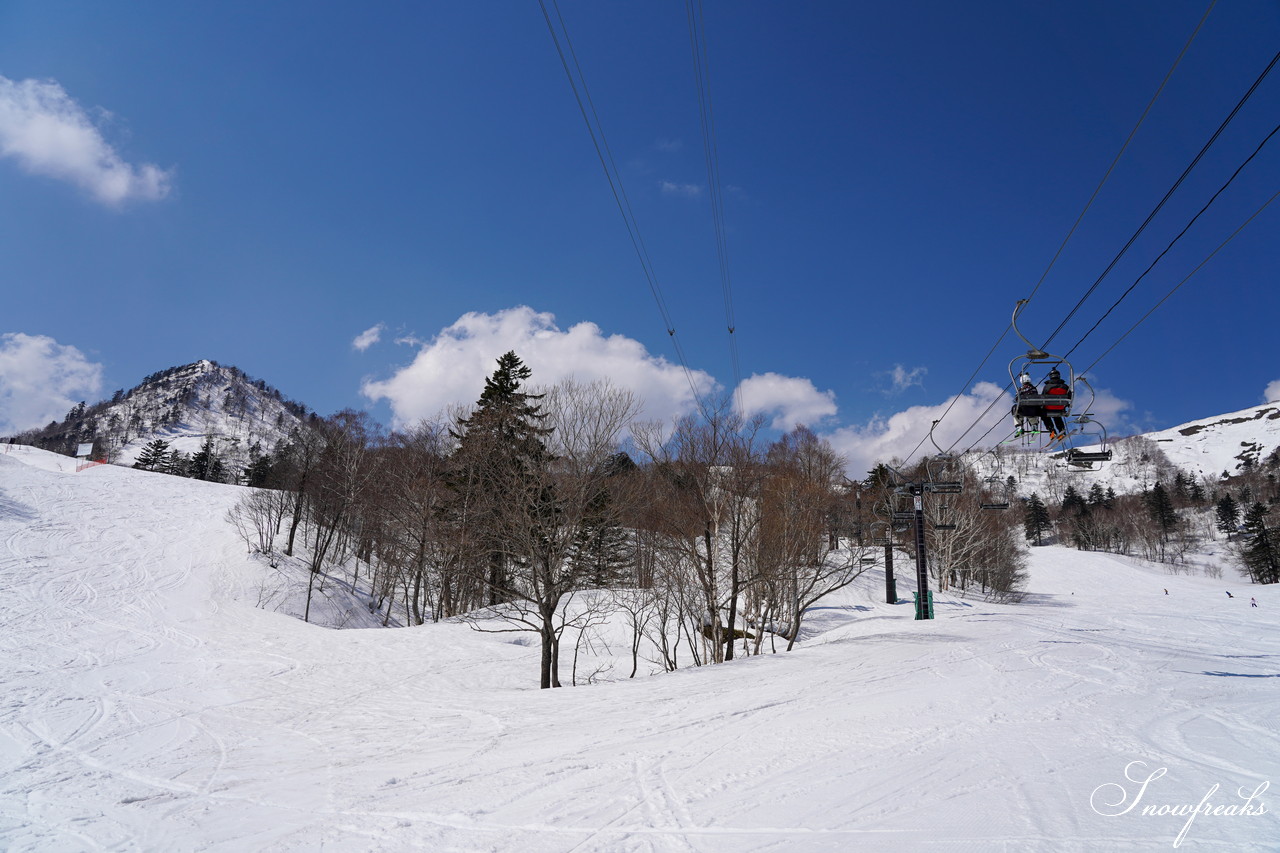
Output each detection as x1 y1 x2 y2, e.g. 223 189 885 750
1 444 1275 851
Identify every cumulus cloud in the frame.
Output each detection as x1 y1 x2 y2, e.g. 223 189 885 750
351 324 384 352
361 307 715 427
822 381 1010 479
0 333 103 435
1079 383 1135 436
736 372 837 430
0 76 171 205
883 364 927 395
660 180 702 198
1266 379 1280 403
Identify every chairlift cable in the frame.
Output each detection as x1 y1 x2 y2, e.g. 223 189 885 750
1061 119 1280 364
1040 41 1280 352
538 0 712 419
1078 186 1280 377
686 0 744 416
1025 0 1217 316
957 186 1280 457
900 3 1212 467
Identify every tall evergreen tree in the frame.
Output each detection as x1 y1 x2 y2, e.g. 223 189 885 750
1023 492 1052 546
1240 502 1279 584
162 450 188 475
568 489 631 588
188 437 226 482
1215 494 1241 538
134 438 171 471
1172 470 1190 506
1145 483 1178 541
446 351 554 607
1061 485 1088 517
243 441 273 487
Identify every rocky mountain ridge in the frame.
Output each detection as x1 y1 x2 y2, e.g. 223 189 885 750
10 360 312 476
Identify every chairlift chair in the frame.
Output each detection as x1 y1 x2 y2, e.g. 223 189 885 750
925 420 965 495
1008 300 1077 445
1062 412 1114 472
932 503 958 532
869 520 893 546
975 459 1013 509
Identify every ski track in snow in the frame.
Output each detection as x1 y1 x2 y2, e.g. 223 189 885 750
1 445 1277 851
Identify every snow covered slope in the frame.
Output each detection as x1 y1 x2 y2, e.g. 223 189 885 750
1144 401 1280 479
975 400 1280 503
1 446 1276 851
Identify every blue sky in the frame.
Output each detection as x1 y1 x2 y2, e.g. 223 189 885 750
2 1 1278 474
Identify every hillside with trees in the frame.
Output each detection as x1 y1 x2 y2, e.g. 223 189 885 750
224 352 1030 688
8 359 313 485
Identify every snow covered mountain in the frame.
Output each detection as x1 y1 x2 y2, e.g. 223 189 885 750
973 400 1280 504
1144 401 1280 479
10 359 311 473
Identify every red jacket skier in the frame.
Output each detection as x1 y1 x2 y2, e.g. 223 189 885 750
1041 369 1071 440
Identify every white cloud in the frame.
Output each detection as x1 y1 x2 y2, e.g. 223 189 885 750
1265 379 1280 403
823 381 1010 479
0 333 103 435
660 180 702 198
1077 383 1135 436
361 307 715 428
351 324 384 352
736 372 837 430
0 76 171 205
883 364 927 395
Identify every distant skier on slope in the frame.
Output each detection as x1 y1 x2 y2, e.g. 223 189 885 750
1251 597 1258 608
1226 591 1234 598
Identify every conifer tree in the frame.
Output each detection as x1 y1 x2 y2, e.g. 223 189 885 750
1145 483 1178 541
188 437 226 482
134 438 171 471
1172 470 1190 506
1240 502 1279 584
243 442 273 487
1216 494 1241 538
1061 485 1088 517
568 489 631 588
446 351 554 606
162 450 188 475
1023 492 1052 545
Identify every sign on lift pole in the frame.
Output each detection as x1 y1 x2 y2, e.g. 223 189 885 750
912 485 933 620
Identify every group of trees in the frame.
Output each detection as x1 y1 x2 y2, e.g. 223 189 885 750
219 352 1280 688
869 463 1027 601
228 352 1029 688
1021 450 1280 585
1041 482 1193 562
